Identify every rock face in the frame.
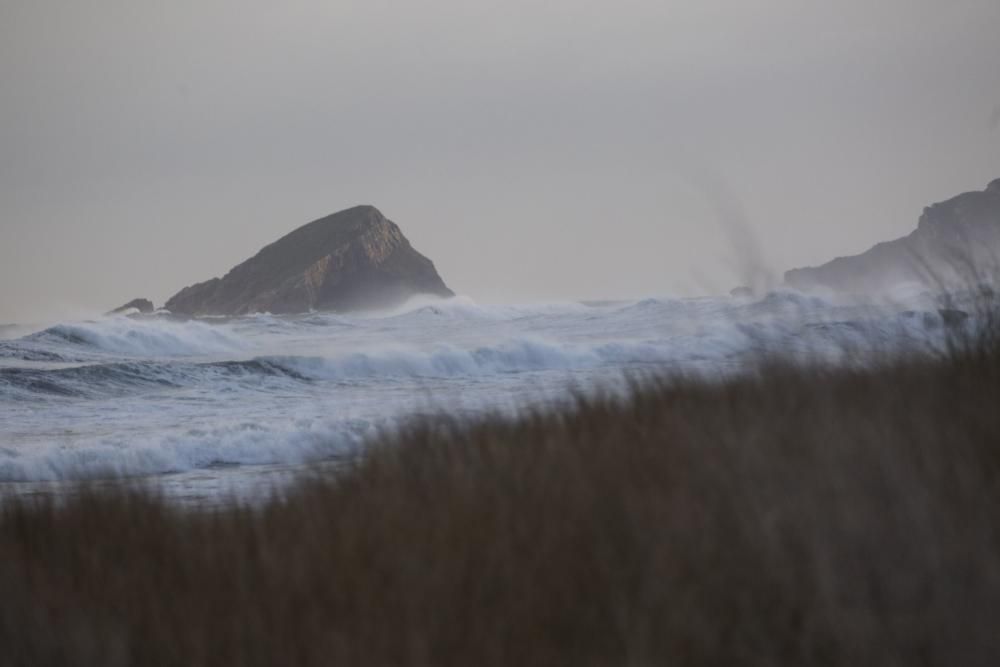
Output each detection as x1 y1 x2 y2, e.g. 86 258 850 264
108 298 155 315
165 206 453 315
785 179 1000 293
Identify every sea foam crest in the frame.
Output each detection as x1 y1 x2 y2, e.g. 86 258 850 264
370 295 591 323
259 338 675 381
26 317 245 357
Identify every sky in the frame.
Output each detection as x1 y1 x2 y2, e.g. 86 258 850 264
2 0 999 323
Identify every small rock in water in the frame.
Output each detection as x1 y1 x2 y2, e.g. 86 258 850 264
108 298 155 315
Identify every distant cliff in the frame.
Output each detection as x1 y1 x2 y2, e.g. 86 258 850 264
165 206 453 315
785 179 1000 293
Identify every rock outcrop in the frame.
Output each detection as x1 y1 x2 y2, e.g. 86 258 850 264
785 179 1000 293
108 298 155 315
165 206 453 316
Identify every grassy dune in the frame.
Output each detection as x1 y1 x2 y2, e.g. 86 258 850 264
3 340 1000 665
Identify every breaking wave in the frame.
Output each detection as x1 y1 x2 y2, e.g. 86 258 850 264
2 317 245 361
1 309 969 403
0 293 978 486
0 338 685 402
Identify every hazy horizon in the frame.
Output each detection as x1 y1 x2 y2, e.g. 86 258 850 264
2 0 999 323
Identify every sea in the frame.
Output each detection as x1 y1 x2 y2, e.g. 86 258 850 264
0 290 966 504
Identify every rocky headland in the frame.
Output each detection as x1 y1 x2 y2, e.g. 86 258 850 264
160 205 453 316
785 178 1000 293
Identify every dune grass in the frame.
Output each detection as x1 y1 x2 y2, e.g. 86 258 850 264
2 337 1000 665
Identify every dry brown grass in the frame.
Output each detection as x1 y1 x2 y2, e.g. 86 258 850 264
2 345 1000 665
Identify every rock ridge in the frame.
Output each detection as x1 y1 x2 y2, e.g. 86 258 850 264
164 205 453 315
785 179 1000 293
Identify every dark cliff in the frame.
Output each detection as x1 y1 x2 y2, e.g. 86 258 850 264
785 179 1000 293
165 206 453 315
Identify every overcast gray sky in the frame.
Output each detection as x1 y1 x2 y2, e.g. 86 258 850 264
2 0 999 322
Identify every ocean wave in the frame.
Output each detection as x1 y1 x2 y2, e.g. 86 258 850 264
3 304 973 402
0 297 979 484
616 297 684 313
0 416 373 483
0 362 179 399
0 338 682 400
0 344 80 363
0 357 317 401
18 317 245 358
743 289 836 314
256 338 679 381
371 295 592 323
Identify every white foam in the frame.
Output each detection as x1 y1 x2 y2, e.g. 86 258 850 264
34 317 246 357
0 417 372 482
259 338 680 381
358 294 592 323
